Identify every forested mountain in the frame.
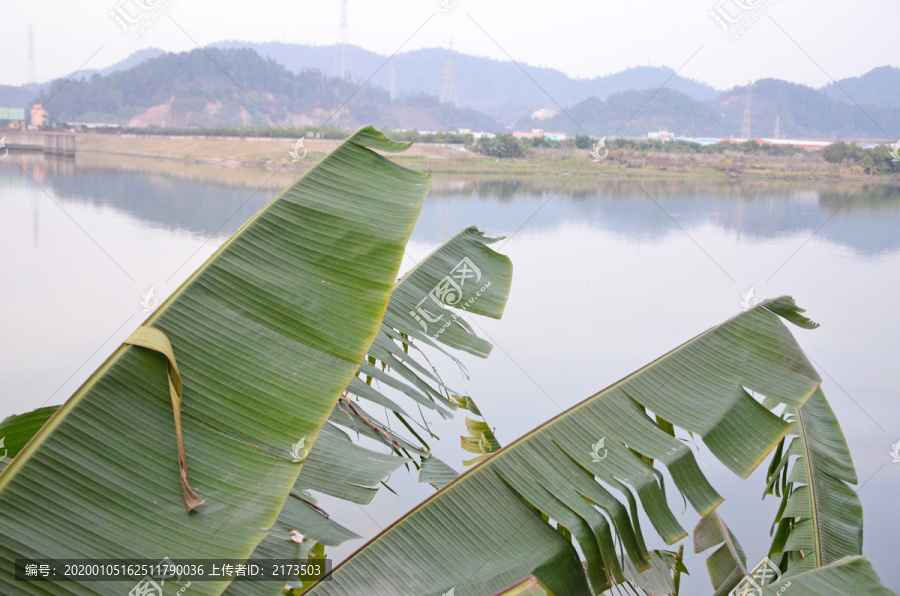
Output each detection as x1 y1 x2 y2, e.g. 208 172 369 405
822 66 900 108
31 48 498 131
517 80 900 138
212 41 719 124
515 88 725 137
712 79 899 138
4 42 896 139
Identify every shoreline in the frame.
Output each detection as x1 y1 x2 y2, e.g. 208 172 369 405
73 133 900 183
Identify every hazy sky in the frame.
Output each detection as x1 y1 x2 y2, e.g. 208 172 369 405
1 0 897 92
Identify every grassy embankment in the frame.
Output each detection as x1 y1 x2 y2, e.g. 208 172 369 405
75 133 898 182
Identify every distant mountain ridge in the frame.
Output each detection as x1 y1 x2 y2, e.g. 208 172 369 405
29 48 498 131
822 66 900 108
523 79 900 138
2 42 897 139
210 41 719 124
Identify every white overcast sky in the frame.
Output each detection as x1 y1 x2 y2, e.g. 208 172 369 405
0 0 897 91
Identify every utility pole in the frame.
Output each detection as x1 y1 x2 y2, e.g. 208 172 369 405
27 25 38 85
389 64 397 100
333 0 351 80
440 38 457 105
740 81 752 139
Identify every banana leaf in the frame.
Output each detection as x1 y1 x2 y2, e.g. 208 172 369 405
226 229 512 595
692 510 748 595
760 556 895 595
694 382 865 594
326 225 512 450
303 298 824 595
765 387 863 574
1 223 514 596
0 126 430 595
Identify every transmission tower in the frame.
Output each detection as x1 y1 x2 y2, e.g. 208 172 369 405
26 25 38 84
440 38 457 106
773 115 780 139
389 64 397 100
333 0 352 80
740 81 752 139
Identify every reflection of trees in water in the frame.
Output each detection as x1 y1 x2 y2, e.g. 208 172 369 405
429 176 900 206
819 185 900 214
76 152 299 190
44 169 275 238
424 177 900 255
19 157 900 255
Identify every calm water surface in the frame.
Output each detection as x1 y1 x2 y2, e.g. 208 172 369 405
1 155 898 593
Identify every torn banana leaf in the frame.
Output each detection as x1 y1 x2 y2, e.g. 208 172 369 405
303 298 823 595
335 225 513 451
765 387 863 575
226 230 513 595
695 383 867 595
692 510 748 595
760 556 895 596
0 126 429 595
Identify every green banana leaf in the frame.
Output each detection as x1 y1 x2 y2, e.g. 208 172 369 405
225 229 512 595
761 556 895 596
0 126 430 595
765 387 863 574
303 298 824 596
692 510 748 595
0 223 514 596
694 382 866 594
0 406 58 472
326 225 513 449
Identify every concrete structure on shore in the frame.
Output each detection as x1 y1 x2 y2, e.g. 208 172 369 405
1 131 76 157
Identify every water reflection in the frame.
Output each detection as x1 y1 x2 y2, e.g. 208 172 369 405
1 154 898 592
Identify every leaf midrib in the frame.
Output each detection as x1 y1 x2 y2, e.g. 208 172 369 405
794 404 823 567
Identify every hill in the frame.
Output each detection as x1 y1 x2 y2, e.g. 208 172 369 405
822 66 900 108
516 79 900 138
210 41 719 124
7 43 898 139
31 47 498 131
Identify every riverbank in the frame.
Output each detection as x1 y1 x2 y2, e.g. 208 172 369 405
74 133 898 182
